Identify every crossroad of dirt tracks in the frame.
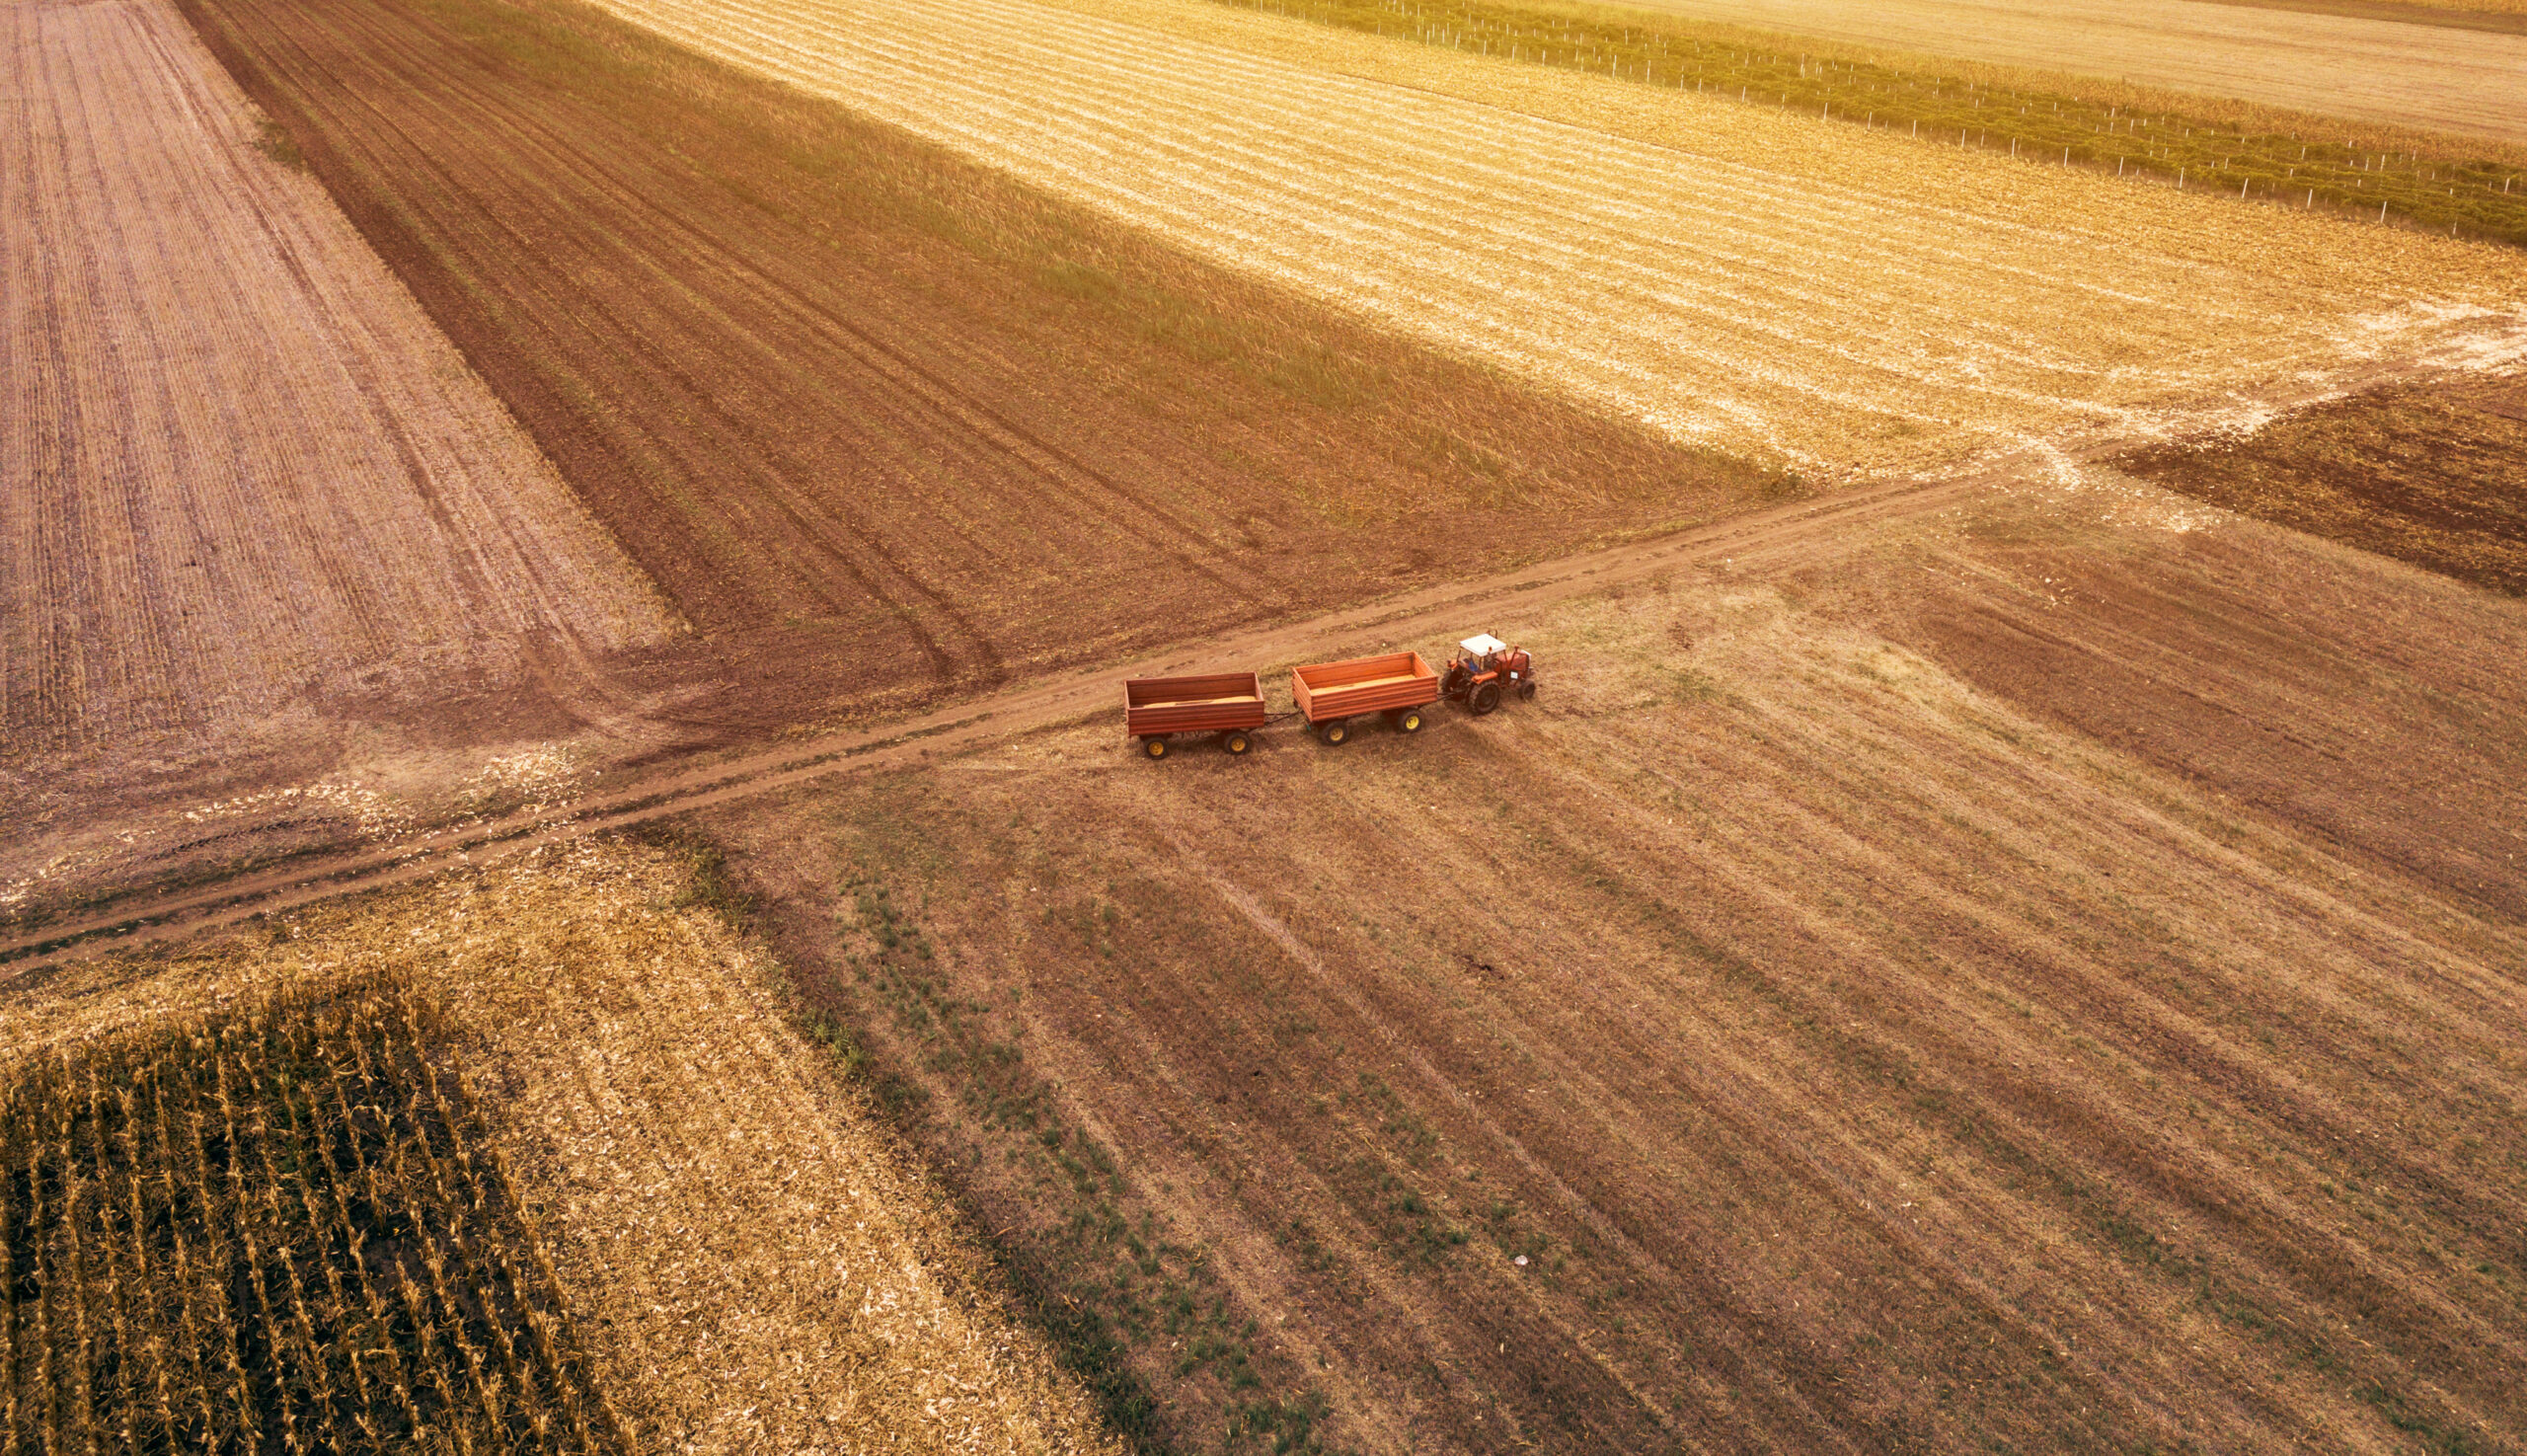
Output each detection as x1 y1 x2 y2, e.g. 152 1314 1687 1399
0 470 1976 970
0 0 673 754
593 0 2525 478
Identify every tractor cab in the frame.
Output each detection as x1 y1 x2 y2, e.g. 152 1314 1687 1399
1440 633 1537 716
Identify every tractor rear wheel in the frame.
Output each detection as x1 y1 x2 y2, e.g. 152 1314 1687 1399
1142 736 1169 759
1470 681 1503 716
1320 719 1350 745
1222 730 1252 755
1393 708 1425 733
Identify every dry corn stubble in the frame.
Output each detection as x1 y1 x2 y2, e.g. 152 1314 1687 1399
588 0 2526 481
1 841 1112 1456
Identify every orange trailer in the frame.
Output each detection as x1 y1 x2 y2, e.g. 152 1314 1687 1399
1123 672 1267 758
1289 651 1438 744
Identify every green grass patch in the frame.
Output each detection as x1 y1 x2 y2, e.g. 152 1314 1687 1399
814 861 1340 1454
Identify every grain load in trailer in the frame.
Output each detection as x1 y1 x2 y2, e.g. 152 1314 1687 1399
1124 672 1267 757
1291 651 1439 744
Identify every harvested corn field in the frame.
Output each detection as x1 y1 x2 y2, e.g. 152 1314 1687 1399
588 0 2526 477
3 840 1114 1456
16 0 2527 1447
0 0 672 756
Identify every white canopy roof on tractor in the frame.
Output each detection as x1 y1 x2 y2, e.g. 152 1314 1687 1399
1459 634 1510 656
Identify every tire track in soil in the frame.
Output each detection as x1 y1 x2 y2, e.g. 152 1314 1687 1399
770 512 2522 1451
205 0 992 676
1147 823 1916 1451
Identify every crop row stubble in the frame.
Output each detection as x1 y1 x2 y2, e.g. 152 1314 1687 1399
592 0 2527 479
179 0 1773 692
1 840 1121 1456
0 0 672 754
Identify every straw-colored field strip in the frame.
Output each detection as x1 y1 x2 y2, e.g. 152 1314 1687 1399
0 0 672 753
1619 0 2527 144
589 0 2525 480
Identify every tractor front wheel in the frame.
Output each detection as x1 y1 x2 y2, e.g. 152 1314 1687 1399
1518 679 1537 700
1222 730 1253 755
1469 682 1503 716
1320 719 1350 745
1142 736 1169 759
1393 708 1425 733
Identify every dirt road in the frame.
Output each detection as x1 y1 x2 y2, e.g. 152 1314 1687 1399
1621 0 2527 144
591 0 2526 479
16 0 1782 928
0 470 1971 968
0 0 671 758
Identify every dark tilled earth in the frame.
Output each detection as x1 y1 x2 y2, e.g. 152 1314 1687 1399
2116 372 2527 597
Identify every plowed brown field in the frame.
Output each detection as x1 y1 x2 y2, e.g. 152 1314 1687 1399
2117 370 2527 593
182 0 1772 670
717 480 2527 1453
10 0 1785 923
588 0 2527 479
0 0 671 755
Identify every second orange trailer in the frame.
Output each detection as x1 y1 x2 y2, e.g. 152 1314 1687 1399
1289 651 1439 744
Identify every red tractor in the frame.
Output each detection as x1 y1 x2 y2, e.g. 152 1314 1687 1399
1439 634 1536 716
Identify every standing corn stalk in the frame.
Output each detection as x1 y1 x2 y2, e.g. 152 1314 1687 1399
0 976 623 1454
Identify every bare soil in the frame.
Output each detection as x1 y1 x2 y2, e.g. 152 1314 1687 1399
2116 371 2527 596
710 479 2527 1453
12 0 1785 921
